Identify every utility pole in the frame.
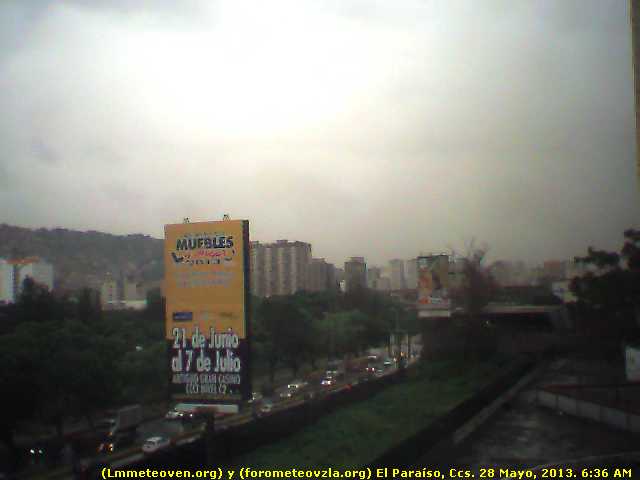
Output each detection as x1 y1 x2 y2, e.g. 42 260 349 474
395 308 401 367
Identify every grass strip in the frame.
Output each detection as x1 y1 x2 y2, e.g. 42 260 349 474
232 357 509 468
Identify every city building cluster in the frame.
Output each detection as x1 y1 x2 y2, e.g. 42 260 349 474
0 257 54 304
249 238 594 307
0 254 158 311
250 240 334 297
0 236 594 306
248 241 418 297
249 242 451 297
100 274 159 310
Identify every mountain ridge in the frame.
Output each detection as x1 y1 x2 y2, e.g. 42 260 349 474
0 223 164 292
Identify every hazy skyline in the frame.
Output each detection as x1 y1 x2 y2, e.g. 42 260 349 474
1 0 638 267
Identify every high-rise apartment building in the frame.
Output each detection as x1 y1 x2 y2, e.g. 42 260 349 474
250 240 312 297
101 277 119 307
250 242 265 298
367 266 381 289
0 259 15 304
389 259 406 290
405 258 418 289
344 257 367 292
308 258 337 292
124 276 144 301
377 276 391 291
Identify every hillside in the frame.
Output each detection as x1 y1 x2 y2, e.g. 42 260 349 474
0 224 164 292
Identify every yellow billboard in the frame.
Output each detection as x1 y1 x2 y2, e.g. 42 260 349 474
164 219 250 403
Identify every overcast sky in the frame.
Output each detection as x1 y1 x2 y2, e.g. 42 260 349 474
1 0 638 267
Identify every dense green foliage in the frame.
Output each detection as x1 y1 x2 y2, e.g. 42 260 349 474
0 282 412 464
252 289 416 382
570 229 640 331
0 281 166 466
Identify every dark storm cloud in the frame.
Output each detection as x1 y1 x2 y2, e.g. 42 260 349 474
0 163 9 189
31 138 60 165
101 182 145 205
0 0 637 266
6 0 209 22
58 0 213 29
60 0 205 12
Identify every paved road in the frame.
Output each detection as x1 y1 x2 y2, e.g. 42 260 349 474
434 359 639 472
137 417 186 441
8 347 420 477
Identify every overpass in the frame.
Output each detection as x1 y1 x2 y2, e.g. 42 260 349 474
478 304 571 330
393 298 571 331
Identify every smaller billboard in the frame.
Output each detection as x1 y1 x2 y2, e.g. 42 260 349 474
417 255 451 318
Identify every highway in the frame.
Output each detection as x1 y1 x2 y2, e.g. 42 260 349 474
20 349 421 477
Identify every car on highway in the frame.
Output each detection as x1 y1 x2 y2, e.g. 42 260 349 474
258 399 274 416
248 392 263 404
27 445 45 463
97 431 136 454
142 436 171 454
287 380 308 389
280 380 308 398
165 410 184 420
383 358 393 367
320 377 335 386
280 389 294 398
326 369 344 380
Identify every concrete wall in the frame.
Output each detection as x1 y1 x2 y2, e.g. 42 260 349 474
537 388 640 433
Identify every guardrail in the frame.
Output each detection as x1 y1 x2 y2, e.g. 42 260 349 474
116 367 408 470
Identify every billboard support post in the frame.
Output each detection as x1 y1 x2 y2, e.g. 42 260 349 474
205 413 216 466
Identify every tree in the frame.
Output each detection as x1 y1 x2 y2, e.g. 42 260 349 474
0 315 125 465
118 341 167 404
76 288 102 324
0 330 39 471
322 311 367 358
570 229 640 327
279 306 314 376
254 297 313 380
16 277 63 324
253 299 284 383
24 320 123 438
451 246 496 316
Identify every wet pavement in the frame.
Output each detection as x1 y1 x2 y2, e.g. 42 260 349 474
436 358 639 471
